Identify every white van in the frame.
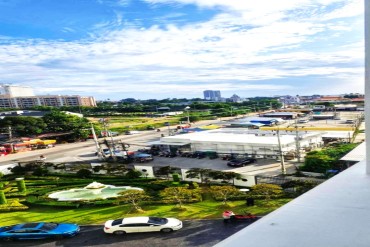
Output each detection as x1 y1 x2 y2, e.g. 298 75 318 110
125 130 140 135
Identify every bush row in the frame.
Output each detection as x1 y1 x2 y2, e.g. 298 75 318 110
0 199 29 212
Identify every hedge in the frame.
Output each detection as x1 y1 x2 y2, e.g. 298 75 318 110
0 199 29 212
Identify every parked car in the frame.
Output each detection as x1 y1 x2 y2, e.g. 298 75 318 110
104 217 182 235
130 152 153 162
298 119 309 123
125 131 140 135
0 222 80 241
191 151 206 159
227 158 256 167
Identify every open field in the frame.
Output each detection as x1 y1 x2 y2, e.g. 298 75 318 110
88 116 183 132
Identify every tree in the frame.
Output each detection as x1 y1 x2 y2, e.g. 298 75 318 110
76 169 92 178
125 169 142 179
281 180 319 196
0 116 46 137
186 168 212 184
42 110 90 140
301 144 358 173
156 166 175 180
10 165 27 176
32 167 49 176
209 186 241 205
208 171 242 185
160 186 195 208
117 190 149 212
249 184 283 201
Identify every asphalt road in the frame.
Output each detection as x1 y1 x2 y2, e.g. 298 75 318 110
0 118 228 167
0 219 252 247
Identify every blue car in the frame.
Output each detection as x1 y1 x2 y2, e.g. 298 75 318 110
0 222 80 241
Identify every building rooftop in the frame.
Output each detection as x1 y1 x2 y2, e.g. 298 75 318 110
160 129 319 147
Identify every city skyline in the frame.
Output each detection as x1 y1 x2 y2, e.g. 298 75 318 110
0 0 364 100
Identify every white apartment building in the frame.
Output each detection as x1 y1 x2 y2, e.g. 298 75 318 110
0 84 96 108
0 95 97 108
0 84 35 97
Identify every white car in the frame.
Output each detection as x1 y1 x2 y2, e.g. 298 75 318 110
104 217 182 235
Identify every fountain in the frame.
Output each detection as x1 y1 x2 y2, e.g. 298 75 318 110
48 182 143 201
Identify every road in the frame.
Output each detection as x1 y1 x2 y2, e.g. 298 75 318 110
0 118 227 166
0 219 252 247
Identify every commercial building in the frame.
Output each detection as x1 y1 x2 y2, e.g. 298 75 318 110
227 117 286 127
203 90 221 101
261 112 298 119
152 128 324 157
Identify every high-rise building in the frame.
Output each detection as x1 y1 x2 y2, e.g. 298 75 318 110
203 90 221 101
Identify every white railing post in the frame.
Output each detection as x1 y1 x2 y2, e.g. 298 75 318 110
365 0 370 174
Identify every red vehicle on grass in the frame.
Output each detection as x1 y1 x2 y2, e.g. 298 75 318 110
222 210 258 223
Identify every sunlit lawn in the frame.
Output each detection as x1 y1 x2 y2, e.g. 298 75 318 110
88 116 181 130
0 198 291 226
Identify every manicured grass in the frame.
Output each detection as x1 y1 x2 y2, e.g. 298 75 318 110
0 198 291 226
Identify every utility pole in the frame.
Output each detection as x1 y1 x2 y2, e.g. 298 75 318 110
184 106 190 124
295 120 301 162
100 118 116 161
276 129 286 175
8 126 12 140
90 123 102 158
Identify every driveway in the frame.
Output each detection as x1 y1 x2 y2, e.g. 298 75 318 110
1 219 253 247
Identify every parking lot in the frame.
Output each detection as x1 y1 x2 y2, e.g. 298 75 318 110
134 155 296 176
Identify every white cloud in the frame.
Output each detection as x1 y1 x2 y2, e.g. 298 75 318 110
0 0 364 99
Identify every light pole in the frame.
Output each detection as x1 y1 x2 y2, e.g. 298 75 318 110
276 129 286 175
185 106 190 124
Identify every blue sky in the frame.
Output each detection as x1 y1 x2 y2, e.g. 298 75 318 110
0 0 364 100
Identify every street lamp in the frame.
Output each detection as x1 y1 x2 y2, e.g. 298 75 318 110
184 106 190 124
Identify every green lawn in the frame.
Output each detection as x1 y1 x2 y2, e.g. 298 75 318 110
0 199 291 226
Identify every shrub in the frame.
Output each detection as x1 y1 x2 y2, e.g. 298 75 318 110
76 169 93 178
172 173 180 182
32 167 49 176
10 166 27 175
0 199 28 212
301 143 359 173
125 170 142 179
249 184 283 201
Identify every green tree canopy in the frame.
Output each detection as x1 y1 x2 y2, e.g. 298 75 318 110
117 190 149 212
209 185 241 205
186 168 212 184
160 186 196 208
42 111 90 139
0 116 46 137
248 184 283 201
